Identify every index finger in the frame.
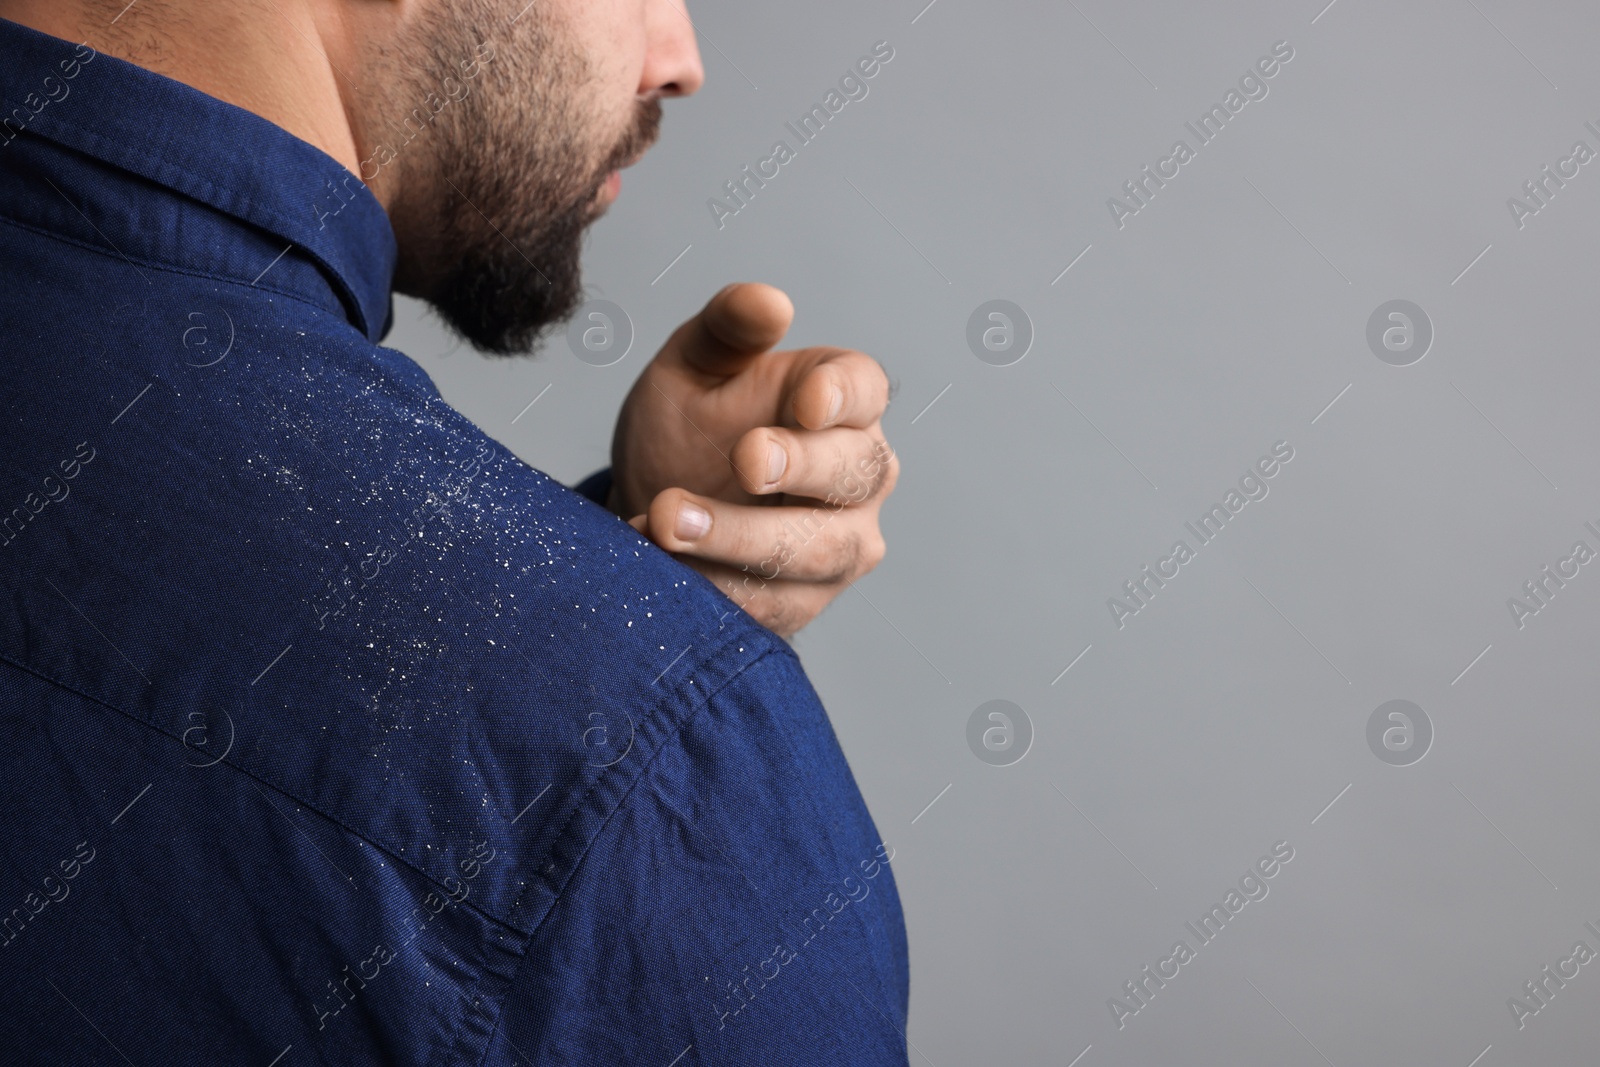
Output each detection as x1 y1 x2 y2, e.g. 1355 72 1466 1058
791 349 891 430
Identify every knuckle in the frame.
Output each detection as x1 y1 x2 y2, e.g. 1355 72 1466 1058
846 354 887 399
820 530 865 583
861 532 887 571
868 359 891 402
841 440 894 503
830 450 857 498
878 450 900 495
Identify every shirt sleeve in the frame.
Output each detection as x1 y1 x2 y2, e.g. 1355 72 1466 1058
483 646 911 1067
571 467 613 509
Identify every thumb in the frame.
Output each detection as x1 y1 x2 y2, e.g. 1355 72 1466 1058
672 282 794 377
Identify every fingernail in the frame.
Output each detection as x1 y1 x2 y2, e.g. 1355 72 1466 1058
675 501 711 542
765 441 788 487
826 385 844 424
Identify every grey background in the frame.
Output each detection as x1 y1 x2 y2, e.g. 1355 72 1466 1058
386 1 1600 1063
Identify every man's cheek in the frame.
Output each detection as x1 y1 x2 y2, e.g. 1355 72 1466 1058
459 42 495 79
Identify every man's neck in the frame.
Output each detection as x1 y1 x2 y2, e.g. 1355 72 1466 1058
0 0 367 183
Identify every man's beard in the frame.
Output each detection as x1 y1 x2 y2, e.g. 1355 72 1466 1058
386 9 661 356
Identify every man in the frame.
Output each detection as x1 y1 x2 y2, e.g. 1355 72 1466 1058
0 1 908 1063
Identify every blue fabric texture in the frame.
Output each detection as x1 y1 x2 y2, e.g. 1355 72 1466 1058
572 467 613 509
0 19 908 1066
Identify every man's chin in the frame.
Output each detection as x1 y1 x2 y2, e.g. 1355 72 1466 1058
400 167 627 355
423 236 587 356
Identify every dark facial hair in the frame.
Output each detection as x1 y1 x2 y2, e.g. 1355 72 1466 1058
387 8 661 356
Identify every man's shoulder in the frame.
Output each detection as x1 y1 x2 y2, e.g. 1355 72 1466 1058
491 633 911 1066
0 297 897 1056
0 290 791 905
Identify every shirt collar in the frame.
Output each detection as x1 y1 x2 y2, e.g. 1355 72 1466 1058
0 16 396 341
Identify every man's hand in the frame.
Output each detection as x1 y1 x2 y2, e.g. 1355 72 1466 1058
607 283 898 637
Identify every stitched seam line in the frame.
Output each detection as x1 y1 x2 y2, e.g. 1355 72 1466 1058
471 626 784 1066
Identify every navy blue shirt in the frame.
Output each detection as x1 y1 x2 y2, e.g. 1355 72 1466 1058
0 19 908 1065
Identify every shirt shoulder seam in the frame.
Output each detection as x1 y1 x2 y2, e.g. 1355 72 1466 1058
468 624 792 1065
519 622 788 916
